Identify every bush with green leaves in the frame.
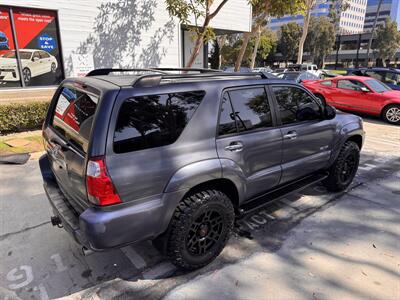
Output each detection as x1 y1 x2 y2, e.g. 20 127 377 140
0 101 50 134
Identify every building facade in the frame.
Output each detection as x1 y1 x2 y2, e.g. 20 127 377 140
269 0 367 35
363 0 400 31
0 0 251 90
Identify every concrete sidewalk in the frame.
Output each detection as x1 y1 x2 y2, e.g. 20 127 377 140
164 171 400 300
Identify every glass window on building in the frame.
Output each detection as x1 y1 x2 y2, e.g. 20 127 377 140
0 6 64 89
0 7 21 87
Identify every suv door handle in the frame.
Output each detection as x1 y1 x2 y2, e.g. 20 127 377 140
224 142 243 152
283 131 297 140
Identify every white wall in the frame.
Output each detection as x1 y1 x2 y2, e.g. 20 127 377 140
2 0 251 75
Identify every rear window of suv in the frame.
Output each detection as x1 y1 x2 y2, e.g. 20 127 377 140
113 91 205 153
52 86 98 153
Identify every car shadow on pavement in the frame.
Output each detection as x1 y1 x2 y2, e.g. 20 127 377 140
1 152 399 300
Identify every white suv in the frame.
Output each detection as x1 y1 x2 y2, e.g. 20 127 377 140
290 64 322 78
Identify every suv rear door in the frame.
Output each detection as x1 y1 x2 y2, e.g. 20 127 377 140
216 86 282 200
269 84 335 183
43 84 99 211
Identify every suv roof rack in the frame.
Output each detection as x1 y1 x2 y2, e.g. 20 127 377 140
132 71 273 88
86 68 275 87
86 68 169 76
151 67 221 73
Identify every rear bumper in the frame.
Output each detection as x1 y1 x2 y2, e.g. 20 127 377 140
39 154 186 251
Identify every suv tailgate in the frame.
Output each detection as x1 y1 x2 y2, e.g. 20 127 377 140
43 84 100 211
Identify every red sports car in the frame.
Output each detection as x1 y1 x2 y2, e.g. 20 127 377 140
303 76 400 124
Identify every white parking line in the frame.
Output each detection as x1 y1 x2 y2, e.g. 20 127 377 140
121 246 147 269
142 262 176 279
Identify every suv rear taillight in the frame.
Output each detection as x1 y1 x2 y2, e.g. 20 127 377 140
86 156 122 206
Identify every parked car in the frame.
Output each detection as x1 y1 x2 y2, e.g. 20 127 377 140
276 71 320 83
346 68 400 91
303 76 400 124
0 49 58 84
40 68 364 270
0 31 9 50
252 67 272 73
224 66 252 72
289 64 322 78
320 70 339 79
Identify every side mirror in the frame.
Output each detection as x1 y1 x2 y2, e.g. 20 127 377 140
32 57 39 62
325 105 336 120
360 86 369 92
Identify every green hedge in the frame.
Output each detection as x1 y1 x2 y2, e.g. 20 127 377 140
0 102 50 134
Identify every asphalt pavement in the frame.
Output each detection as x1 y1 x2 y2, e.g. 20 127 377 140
0 117 399 300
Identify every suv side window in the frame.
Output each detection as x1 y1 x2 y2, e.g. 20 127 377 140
228 87 273 133
114 91 205 153
218 92 237 136
272 86 321 125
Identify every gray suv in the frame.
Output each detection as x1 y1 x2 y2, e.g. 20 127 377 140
40 68 365 270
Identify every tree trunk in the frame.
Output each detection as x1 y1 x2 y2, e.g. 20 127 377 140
234 32 252 72
217 35 226 69
250 24 262 70
297 8 312 64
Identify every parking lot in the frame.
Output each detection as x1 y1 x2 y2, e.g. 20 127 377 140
0 116 399 300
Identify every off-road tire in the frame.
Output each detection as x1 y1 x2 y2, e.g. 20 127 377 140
166 190 234 270
382 104 400 125
323 141 360 192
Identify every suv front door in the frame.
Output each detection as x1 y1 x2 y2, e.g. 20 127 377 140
216 87 282 200
270 85 335 183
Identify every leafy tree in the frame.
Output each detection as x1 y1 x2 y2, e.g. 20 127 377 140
305 17 335 68
279 22 302 64
165 0 229 68
234 0 305 71
250 29 278 67
221 38 252 67
374 18 400 66
297 0 316 64
328 0 350 31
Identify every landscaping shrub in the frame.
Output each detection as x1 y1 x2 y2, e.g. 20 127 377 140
0 102 50 134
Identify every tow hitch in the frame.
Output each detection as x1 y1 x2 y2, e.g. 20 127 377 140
50 216 63 228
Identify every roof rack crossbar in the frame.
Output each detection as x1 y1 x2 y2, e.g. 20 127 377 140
131 72 269 87
86 68 169 76
150 67 221 73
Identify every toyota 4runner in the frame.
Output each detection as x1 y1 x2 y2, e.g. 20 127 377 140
40 68 365 270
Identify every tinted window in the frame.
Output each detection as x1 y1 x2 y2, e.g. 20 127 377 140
280 73 300 81
114 91 204 153
218 92 237 136
385 72 400 86
52 87 98 153
273 86 321 125
365 70 385 81
229 87 273 132
337 79 366 91
321 80 332 86
365 79 391 93
40 51 50 58
32 51 40 60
